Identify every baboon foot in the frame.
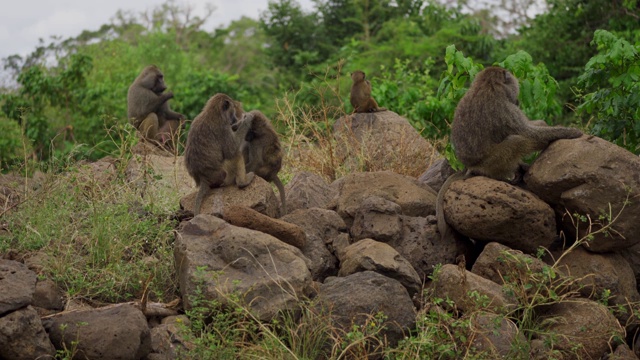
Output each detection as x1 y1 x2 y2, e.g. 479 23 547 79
237 172 255 188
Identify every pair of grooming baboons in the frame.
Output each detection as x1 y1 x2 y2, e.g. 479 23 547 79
127 66 583 234
127 65 285 216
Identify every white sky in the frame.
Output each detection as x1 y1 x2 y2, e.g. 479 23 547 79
0 0 315 60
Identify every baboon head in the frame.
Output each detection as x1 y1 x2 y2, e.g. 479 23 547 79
137 65 167 95
206 93 240 127
351 70 365 82
472 66 520 105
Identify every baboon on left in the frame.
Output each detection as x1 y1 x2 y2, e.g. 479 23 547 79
184 93 255 215
350 70 386 113
127 65 185 148
234 110 287 214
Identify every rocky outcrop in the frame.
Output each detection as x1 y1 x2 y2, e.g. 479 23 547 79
174 214 313 321
442 176 557 254
333 111 441 177
316 271 416 346
526 135 640 252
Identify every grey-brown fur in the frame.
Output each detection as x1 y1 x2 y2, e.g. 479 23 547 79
236 110 287 215
436 66 583 238
350 70 386 113
127 65 185 147
184 93 255 215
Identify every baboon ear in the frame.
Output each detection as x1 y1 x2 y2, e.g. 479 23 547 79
222 100 231 111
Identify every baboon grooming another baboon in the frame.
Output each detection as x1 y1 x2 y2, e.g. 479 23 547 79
184 93 255 215
234 110 287 214
350 70 386 113
127 65 185 148
436 66 583 238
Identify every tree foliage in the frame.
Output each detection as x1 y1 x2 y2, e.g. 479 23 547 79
0 0 639 169
577 30 640 153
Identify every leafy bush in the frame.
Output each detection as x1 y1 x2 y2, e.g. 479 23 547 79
577 30 640 154
0 117 30 169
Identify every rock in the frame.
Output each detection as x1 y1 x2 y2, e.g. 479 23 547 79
537 298 623 359
418 158 457 193
610 343 638 359
284 171 336 214
471 242 548 286
470 312 524 358
148 315 191 360
180 176 280 218
175 214 313 321
317 271 416 346
387 215 469 281
281 208 345 281
43 304 152 360
74 157 118 188
333 111 441 177
0 259 36 315
443 176 557 254
339 239 422 296
430 264 516 314
556 247 639 324
0 306 55 360
329 171 437 226
525 136 640 252
351 196 402 242
223 205 306 248
126 154 195 207
32 278 64 311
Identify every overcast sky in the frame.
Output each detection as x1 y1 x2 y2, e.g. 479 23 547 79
0 0 315 60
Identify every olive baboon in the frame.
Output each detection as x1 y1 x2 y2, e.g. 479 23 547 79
350 70 386 113
234 110 287 214
436 66 583 238
127 65 185 148
184 93 255 215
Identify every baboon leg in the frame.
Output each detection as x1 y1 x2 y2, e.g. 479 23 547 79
272 176 287 215
193 171 226 215
529 120 548 127
472 134 534 180
138 113 160 142
157 119 181 149
193 181 210 216
234 155 255 188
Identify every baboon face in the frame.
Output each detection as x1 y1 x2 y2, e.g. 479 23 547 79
351 70 365 82
137 65 168 95
208 93 239 127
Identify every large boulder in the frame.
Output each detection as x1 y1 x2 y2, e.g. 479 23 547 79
175 214 313 321
0 306 55 360
281 208 345 281
43 304 152 360
180 176 280 218
430 264 517 314
333 111 441 177
418 158 456 193
284 171 336 215
471 242 548 286
556 247 639 325
329 171 437 227
525 136 640 252
387 215 468 281
443 176 557 254
317 271 416 346
351 196 403 243
537 299 623 359
0 259 36 315
339 239 422 296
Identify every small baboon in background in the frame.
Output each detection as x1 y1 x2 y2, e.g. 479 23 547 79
234 110 287 214
127 65 185 148
350 70 386 113
184 93 255 215
436 66 583 238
